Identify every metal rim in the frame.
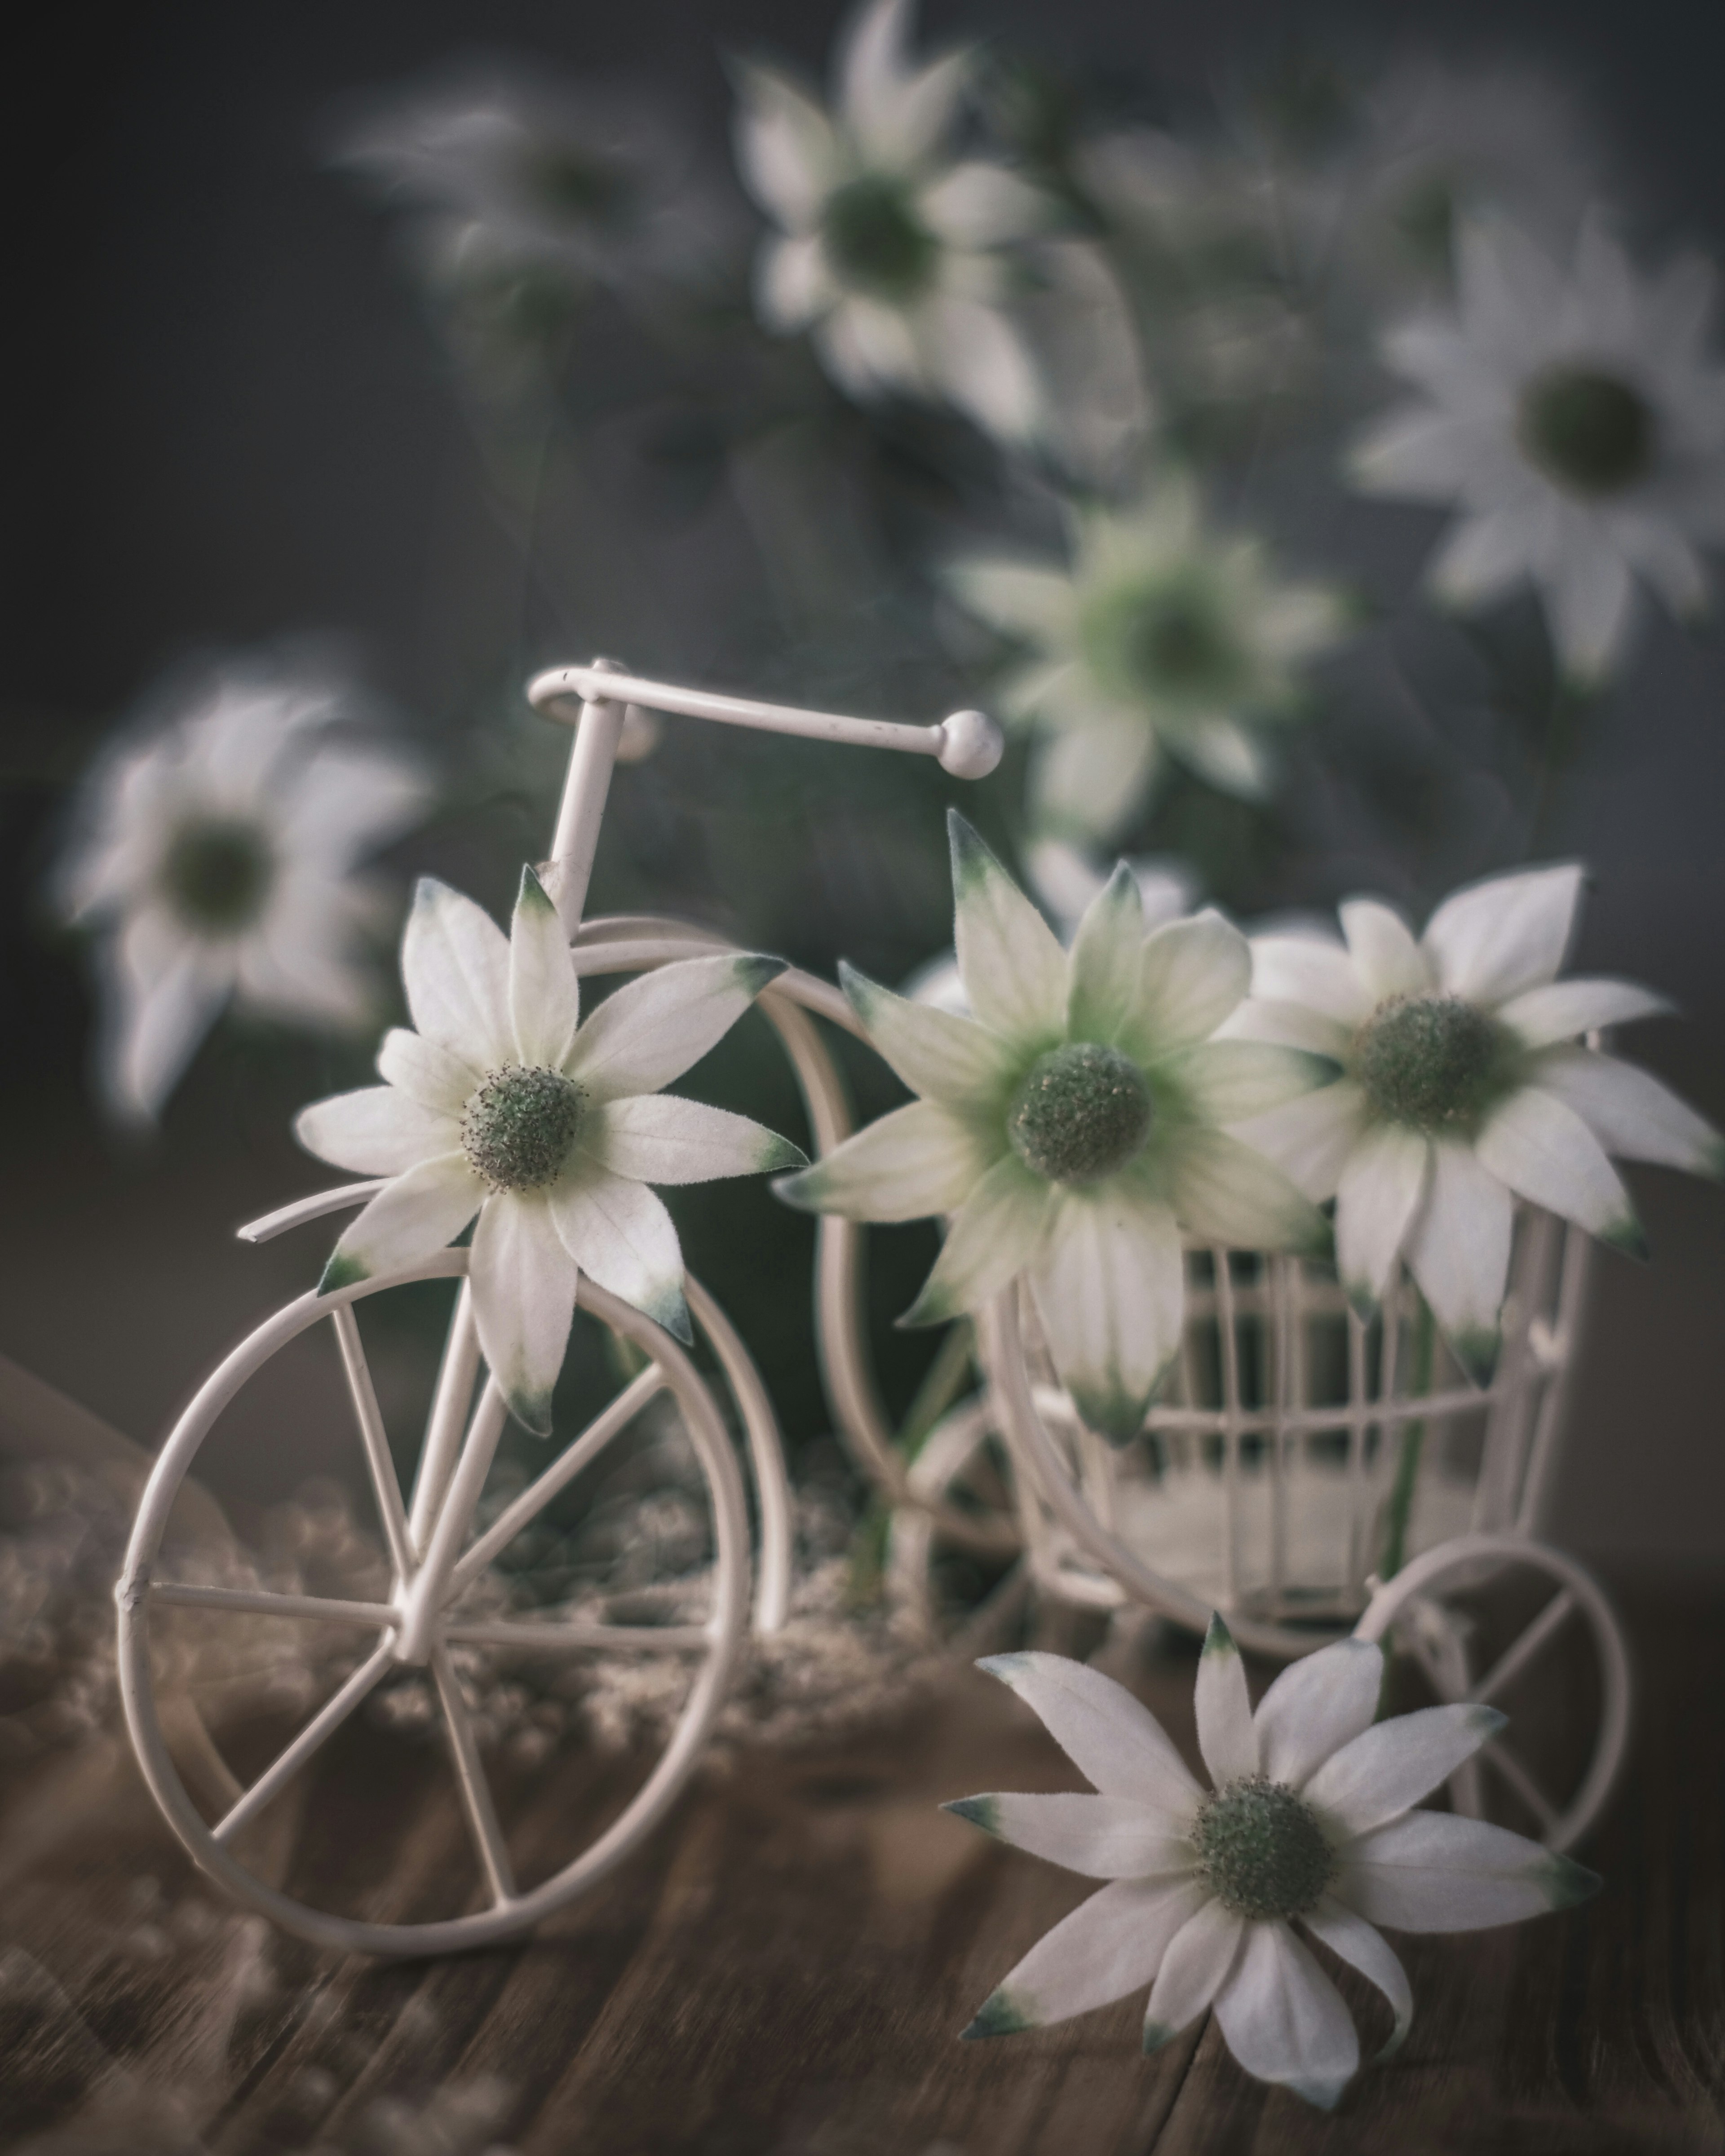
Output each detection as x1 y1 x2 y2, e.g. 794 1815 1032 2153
117 1254 752 1956
1354 1532 1632 1853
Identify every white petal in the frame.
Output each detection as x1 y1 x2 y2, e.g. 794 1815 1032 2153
841 963 1015 1107
977 1651 1204 1816
1544 525 1637 684
1302 1897 1412 2060
944 1791 1197 1880
106 913 231 1123
1532 1047 1725 1178
275 746 428 865
377 1026 479 1117
1335 1123 1431 1311
756 232 832 330
1421 865 1584 1006
839 0 939 163
1066 863 1146 1047
945 556 1078 644
731 65 836 229
1125 912 1251 1057
1304 1703 1506 1838
1496 976 1672 1048
566 953 784 1103
549 1166 690 1343
1211 1921 1358 2107
962 1875 1209 2036
1031 719 1159 845
509 866 579 1069
1336 1810 1599 1933
774 1101 992 1222
1030 1185 1184 1443
469 1192 577 1437
1339 901 1430 1003
1427 508 1541 608
1164 1128 1330 1257
580 1094 805 1185
920 161 1048 247
1474 1087 1645 1251
947 813 1068 1050
1176 716 1273 802
1348 404 1476 503
903 1153 1055 1324
1223 997 1353 1058
401 877 513 1068
295 1086 459 1175
1403 1142 1515 1385
1248 935 1374 1027
1254 1638 1385 1790
1160 1042 1336 1124
1141 1900 1245 2047
923 295 1044 443
1194 1613 1258 1785
321 1154 484 1289
1228 1082 1369 1203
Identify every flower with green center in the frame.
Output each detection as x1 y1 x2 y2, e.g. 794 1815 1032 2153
1228 864 1724 1382
945 473 1350 844
732 0 1057 443
774 812 1331 1443
296 868 806 1437
1349 210 1725 682
944 1616 1600 2107
55 662 429 1126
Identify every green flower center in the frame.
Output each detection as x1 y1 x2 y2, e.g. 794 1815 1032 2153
461 1065 585 1192
1353 994 1509 1133
1007 1043 1153 1185
1517 365 1655 498
518 143 629 224
1193 1775 1334 1921
160 817 275 932
1084 578 1247 707
822 174 938 302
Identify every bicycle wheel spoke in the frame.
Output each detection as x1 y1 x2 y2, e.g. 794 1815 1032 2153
213 1640 396 1845
332 1305 414 1579
447 1365 666 1598
1468 1589 1578 1708
152 1582 397 1629
441 1617 709 1653
430 1646 517 1905
1479 1736 1560 1836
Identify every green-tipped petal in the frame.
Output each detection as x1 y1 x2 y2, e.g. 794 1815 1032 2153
1304 1896 1413 2061
1474 1085 1641 1249
1338 1810 1602 1932
509 863 580 1070
1402 1140 1513 1381
1028 1183 1182 1445
1539 1853 1603 1909
1194 1612 1257 1785
1335 1122 1431 1313
320 1154 484 1287
1165 1127 1331 1257
943 1791 1197 1880
1159 1040 1337 1123
1532 1046 1724 1180
774 1101 994 1223
942 1795 1000 1834
947 811 1067 1051
1305 1702 1507 1838
840 962 1015 1109
1121 911 1251 1060
1212 1922 1358 2108
960 1989 1036 2041
964 1875 1210 2037
549 1166 693 1346
900 1152 1054 1325
318 1248 370 1295
566 952 787 1104
579 1095 806 1185
469 1191 578 1439
402 876 513 1068
1066 862 1146 1044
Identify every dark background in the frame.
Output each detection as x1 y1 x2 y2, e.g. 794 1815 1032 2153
4 0 1723 1566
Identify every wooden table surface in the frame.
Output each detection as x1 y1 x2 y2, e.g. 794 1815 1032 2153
1 1576 1721 2156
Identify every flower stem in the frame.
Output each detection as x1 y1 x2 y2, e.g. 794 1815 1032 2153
1378 1293 1435 1582
845 1319 977 1608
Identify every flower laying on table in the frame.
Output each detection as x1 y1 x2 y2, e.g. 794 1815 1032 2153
775 813 1330 1442
296 868 805 1435
1230 862 1723 1381
733 0 1055 442
1349 211 1725 682
946 473 1350 845
56 662 428 1125
947 1624 1599 2108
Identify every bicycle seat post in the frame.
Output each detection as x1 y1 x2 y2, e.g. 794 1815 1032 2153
541 654 635 938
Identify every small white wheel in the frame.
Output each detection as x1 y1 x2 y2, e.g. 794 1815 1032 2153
885 1396 1032 1654
1354 1533 1632 1854
117 1251 751 1957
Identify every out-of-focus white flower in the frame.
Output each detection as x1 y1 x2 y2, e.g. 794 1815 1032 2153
1230 865 1723 1379
732 0 1056 443
1350 213 1725 682
948 473 1350 844
334 66 729 302
947 1626 1599 2107
58 667 429 1126
777 814 1328 1441
297 870 805 1435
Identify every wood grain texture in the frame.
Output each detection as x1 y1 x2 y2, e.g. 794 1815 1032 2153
1 1586 1721 2156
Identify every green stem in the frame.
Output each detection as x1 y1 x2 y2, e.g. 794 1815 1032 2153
1379 1295 1435 1582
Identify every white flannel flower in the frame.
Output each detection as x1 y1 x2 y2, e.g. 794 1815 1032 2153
1350 212 1725 682
947 475 1350 845
775 814 1330 1442
1230 864 1723 1381
947 1622 1600 2107
733 0 1055 442
297 870 805 1437
57 667 429 1126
